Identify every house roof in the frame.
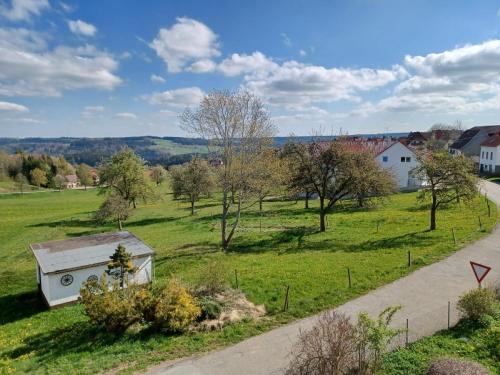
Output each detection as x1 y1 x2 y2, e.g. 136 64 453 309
30 231 155 274
65 174 78 183
481 134 500 147
450 125 500 150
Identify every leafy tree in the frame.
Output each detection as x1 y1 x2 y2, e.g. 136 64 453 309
53 174 66 191
94 195 131 230
283 141 360 232
98 147 153 208
150 165 167 186
106 244 137 288
76 163 93 190
170 157 215 215
30 167 47 187
181 90 275 249
350 152 397 207
14 173 28 194
414 151 478 230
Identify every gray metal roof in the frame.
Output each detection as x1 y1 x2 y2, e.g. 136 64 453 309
30 231 155 274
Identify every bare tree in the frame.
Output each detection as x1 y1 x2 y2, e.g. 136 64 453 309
350 152 398 208
285 311 357 375
151 165 167 186
414 151 478 230
170 157 215 215
181 90 275 250
283 141 359 232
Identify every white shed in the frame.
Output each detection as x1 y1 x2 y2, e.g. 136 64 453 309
30 231 155 307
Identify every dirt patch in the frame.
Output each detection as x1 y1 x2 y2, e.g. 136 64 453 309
196 290 266 331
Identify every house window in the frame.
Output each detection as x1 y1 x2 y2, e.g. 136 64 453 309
382 156 388 162
481 151 484 158
491 152 494 160
401 157 405 162
405 157 411 162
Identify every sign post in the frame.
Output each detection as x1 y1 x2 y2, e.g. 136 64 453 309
469 261 492 288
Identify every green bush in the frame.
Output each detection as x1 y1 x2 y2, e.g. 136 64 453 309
80 275 141 333
197 296 223 320
457 288 498 321
153 279 201 331
194 260 228 296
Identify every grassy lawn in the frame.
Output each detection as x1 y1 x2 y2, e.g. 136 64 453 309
0 187 497 374
382 316 500 374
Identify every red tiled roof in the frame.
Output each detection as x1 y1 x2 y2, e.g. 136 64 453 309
481 134 500 147
338 139 398 156
65 174 78 183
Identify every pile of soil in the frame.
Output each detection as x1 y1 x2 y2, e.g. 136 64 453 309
197 290 266 331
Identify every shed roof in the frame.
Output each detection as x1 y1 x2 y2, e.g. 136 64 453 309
30 231 155 274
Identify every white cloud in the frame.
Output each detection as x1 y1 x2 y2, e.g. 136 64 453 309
150 17 220 73
360 39 500 114
281 32 292 47
0 0 49 21
188 59 217 73
150 74 166 83
115 112 138 119
299 49 307 57
0 27 122 97
217 52 278 77
141 87 205 108
59 2 74 13
0 101 29 112
68 20 97 37
244 59 401 106
82 105 104 118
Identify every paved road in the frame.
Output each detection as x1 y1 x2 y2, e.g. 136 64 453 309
151 181 500 375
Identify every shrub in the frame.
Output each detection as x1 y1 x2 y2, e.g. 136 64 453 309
355 306 403 374
457 288 498 321
153 279 201 331
197 296 223 320
285 311 357 375
194 260 228 296
80 275 141 333
426 357 490 375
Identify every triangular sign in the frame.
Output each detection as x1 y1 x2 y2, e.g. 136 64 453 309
470 261 492 284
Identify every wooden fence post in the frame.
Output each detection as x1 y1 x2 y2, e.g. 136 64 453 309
347 268 352 288
283 285 290 311
452 228 457 245
234 269 239 289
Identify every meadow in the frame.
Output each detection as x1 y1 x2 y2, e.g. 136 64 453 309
0 186 496 374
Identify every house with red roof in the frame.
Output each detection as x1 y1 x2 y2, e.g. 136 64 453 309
479 133 500 174
340 138 423 189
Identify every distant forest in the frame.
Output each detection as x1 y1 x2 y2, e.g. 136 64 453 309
0 133 408 167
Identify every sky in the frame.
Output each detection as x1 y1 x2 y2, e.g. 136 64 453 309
2 0 500 138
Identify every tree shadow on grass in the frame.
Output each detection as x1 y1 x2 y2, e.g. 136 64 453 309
28 218 96 228
0 290 46 325
4 320 172 367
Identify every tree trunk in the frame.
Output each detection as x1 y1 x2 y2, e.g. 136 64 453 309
357 194 364 208
132 199 137 209
430 194 437 230
118 218 123 230
319 197 326 232
221 190 228 250
190 198 195 215
305 191 309 209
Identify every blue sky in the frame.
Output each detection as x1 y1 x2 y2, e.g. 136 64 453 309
2 0 500 137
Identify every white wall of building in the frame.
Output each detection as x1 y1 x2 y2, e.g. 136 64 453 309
479 146 500 173
42 256 153 307
375 143 420 189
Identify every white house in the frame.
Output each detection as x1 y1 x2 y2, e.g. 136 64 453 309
30 231 155 307
375 142 421 189
342 139 422 189
479 134 500 174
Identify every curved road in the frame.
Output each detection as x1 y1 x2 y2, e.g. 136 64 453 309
150 181 500 375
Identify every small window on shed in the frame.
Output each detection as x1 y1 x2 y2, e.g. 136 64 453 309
382 156 388 162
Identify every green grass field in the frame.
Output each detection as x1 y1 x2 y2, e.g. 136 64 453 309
382 315 500 374
151 139 212 156
0 187 496 374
